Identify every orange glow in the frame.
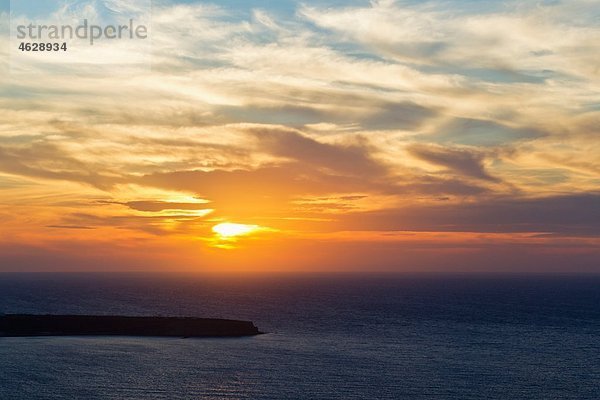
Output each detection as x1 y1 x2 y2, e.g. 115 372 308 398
1 1 599 274
212 223 260 238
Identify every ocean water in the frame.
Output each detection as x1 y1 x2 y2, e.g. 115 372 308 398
0 273 599 399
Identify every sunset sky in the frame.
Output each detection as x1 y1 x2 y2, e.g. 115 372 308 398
0 0 598 273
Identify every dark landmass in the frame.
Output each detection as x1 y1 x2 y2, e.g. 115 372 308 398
0 314 262 337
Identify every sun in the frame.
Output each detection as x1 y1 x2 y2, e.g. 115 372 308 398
212 223 260 238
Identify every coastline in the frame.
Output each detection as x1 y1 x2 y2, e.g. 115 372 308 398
0 314 263 338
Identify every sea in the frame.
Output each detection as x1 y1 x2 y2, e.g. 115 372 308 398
0 273 599 399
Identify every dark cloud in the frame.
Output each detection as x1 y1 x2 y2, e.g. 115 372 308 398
95 200 210 212
251 128 387 176
46 225 96 230
337 195 368 201
335 193 600 236
56 212 207 236
120 201 209 212
0 143 120 190
407 143 499 182
387 176 489 196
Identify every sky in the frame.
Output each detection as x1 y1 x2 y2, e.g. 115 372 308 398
0 0 598 273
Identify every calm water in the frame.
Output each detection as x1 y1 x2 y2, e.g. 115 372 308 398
0 273 599 399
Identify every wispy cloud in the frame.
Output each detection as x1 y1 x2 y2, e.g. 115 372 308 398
0 0 598 272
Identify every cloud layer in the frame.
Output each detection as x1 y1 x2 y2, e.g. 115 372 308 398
0 0 598 272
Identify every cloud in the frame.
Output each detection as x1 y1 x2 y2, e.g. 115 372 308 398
136 164 363 216
46 225 95 230
362 101 437 130
218 100 437 130
136 164 490 223
433 118 545 147
0 143 120 189
300 0 600 81
250 127 387 177
334 193 600 236
55 212 203 236
0 0 599 272
119 201 209 212
407 144 499 182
